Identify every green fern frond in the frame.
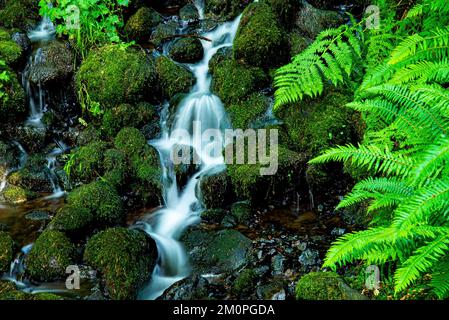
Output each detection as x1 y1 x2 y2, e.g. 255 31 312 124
390 60 449 84
430 258 449 299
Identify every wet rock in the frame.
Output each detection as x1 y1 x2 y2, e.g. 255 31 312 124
232 268 257 297
271 254 286 275
7 154 53 193
25 211 50 221
206 0 249 20
0 0 40 29
28 41 74 85
201 208 227 224
151 21 178 47
295 272 368 300
169 38 204 63
125 7 162 43
161 275 210 300
13 126 47 153
298 248 320 269
155 56 195 99
182 228 253 274
179 4 199 21
83 227 158 300
0 281 63 300
0 185 37 204
256 278 286 300
198 171 232 209
11 32 31 53
295 1 345 38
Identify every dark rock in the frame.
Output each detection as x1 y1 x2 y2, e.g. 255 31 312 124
169 38 204 63
179 4 199 21
298 248 320 269
295 1 345 38
25 211 50 221
198 171 232 209
206 0 249 20
11 32 31 53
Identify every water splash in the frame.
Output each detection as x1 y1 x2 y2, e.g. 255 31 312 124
139 14 242 300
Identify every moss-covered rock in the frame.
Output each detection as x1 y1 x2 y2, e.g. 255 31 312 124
125 7 162 43
0 281 63 300
155 56 195 99
263 0 302 30
68 141 109 185
179 4 199 21
102 102 157 138
233 268 257 296
198 171 232 209
211 58 267 105
76 45 157 109
25 230 76 282
227 145 306 204
205 0 249 20
67 181 124 225
295 272 367 300
1 185 37 204
28 41 74 85
114 127 147 155
0 231 13 273
169 38 204 64
150 21 177 47
48 205 94 235
103 148 128 188
7 154 53 193
227 93 269 129
0 66 26 123
234 2 288 69
0 39 22 65
295 1 345 38
83 227 157 300
0 0 39 29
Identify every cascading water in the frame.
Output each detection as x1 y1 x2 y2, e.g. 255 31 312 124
138 12 242 300
44 140 68 199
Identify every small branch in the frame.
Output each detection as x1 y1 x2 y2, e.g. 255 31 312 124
159 34 212 42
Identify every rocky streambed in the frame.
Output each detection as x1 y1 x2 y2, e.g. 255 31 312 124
1 0 370 300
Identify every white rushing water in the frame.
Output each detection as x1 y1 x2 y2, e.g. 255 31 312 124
138 13 242 300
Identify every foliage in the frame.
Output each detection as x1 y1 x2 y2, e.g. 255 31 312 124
0 60 11 105
294 0 449 298
38 0 130 58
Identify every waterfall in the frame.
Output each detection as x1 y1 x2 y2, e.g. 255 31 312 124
138 14 242 300
44 140 68 199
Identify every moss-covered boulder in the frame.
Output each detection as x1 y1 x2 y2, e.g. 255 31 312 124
179 4 199 21
206 0 249 20
211 58 267 105
198 171 232 209
67 181 124 225
103 148 128 188
48 205 94 235
25 230 76 282
1 185 37 204
295 1 345 38
125 7 162 43
0 0 39 29
155 56 195 99
68 141 109 185
0 65 26 123
0 37 22 65
234 2 288 69
114 127 147 155
83 227 157 300
295 272 367 300
227 145 306 205
263 0 302 30
28 41 74 85
0 231 13 274
7 155 53 193
169 38 204 64
102 102 157 138
0 281 63 300
76 45 157 109
227 93 269 129
150 20 177 47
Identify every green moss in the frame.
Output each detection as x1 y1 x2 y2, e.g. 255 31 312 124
2 185 37 204
0 66 26 123
199 171 231 209
114 127 147 155
205 0 248 20
169 38 204 63
211 58 267 105
83 227 157 300
76 45 157 109
25 230 76 282
263 0 302 30
67 181 124 225
102 102 157 138
125 7 162 42
233 269 257 296
150 20 177 47
0 40 22 65
0 231 13 273
295 272 367 300
69 141 109 184
103 149 128 188
131 147 162 206
234 2 288 68
49 205 94 234
155 56 195 99
0 28 10 41
0 281 63 300
0 0 39 29
227 93 268 129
